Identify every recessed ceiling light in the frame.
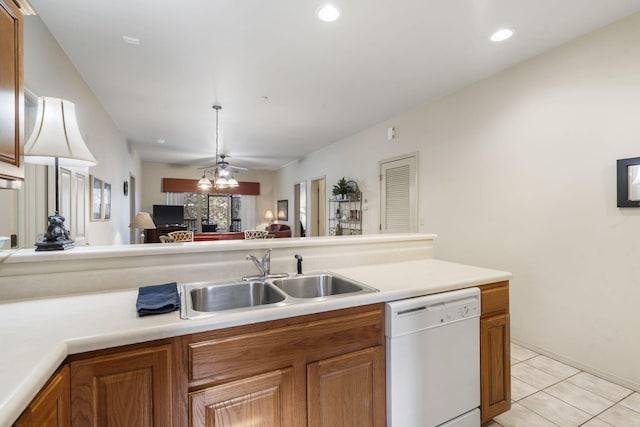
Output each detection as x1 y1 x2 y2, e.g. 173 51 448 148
122 35 141 46
317 4 340 22
156 138 165 144
489 28 514 42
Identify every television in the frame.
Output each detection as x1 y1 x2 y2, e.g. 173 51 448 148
152 205 184 227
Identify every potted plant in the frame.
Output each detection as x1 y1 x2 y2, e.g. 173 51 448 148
332 177 354 200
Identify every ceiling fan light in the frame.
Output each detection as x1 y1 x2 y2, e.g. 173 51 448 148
215 177 229 189
227 177 239 187
198 175 212 189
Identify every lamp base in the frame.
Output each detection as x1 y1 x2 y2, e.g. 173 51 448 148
35 213 75 251
35 239 75 251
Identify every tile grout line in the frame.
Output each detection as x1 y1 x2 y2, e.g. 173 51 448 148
512 363 594 426
509 351 640 426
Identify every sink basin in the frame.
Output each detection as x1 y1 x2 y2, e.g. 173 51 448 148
271 273 377 299
181 280 287 319
179 273 378 320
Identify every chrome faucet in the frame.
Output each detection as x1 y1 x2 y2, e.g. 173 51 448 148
243 249 289 281
245 249 272 277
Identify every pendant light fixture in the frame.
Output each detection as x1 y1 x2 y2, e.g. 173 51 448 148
198 105 240 190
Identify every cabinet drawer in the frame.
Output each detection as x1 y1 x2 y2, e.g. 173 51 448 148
480 282 509 316
187 305 384 386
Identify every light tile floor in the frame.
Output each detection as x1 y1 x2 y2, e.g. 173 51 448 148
486 343 640 427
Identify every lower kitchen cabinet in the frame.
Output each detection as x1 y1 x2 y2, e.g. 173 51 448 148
190 367 295 427
185 303 385 427
69 344 173 427
14 365 70 427
479 281 511 423
307 346 385 427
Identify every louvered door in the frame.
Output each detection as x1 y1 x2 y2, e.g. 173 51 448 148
379 154 417 232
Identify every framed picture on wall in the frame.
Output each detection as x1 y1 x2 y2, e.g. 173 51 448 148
277 199 288 220
103 182 112 220
90 175 102 221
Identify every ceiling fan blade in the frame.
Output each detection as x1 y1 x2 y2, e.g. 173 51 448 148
227 165 248 172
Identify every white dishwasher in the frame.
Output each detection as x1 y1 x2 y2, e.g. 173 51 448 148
385 287 480 427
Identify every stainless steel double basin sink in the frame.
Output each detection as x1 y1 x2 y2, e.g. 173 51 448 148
180 273 378 320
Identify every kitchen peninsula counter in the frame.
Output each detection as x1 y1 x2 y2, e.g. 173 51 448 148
0 234 510 425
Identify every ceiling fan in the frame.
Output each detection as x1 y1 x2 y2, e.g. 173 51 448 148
197 105 246 190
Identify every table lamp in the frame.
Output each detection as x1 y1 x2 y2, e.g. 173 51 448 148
264 209 275 231
129 212 156 243
23 97 97 251
265 209 275 223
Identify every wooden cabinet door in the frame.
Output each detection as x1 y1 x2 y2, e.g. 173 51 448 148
70 345 173 427
307 346 385 427
480 313 511 423
14 365 70 427
190 368 295 427
0 0 24 181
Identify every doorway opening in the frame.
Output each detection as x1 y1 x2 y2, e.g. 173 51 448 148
309 177 326 236
294 182 306 237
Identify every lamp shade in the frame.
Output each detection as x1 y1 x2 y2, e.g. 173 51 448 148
129 212 156 229
265 210 274 221
198 175 212 190
23 97 97 167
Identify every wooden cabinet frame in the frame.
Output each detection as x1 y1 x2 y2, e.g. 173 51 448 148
0 0 24 182
480 281 511 423
183 303 386 427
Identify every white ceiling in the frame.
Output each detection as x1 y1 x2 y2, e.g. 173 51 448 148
29 0 640 170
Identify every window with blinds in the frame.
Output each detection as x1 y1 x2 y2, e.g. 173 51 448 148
380 154 417 233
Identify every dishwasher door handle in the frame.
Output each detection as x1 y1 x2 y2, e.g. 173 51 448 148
397 306 427 316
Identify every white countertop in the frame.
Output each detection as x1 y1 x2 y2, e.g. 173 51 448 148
0 258 510 426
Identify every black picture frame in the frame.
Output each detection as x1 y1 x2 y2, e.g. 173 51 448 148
617 157 640 207
277 199 288 220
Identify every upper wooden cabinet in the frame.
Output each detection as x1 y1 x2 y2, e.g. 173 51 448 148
0 0 24 183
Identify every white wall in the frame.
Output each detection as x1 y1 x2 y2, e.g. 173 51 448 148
13 16 142 246
0 191 17 247
276 13 640 389
140 162 276 228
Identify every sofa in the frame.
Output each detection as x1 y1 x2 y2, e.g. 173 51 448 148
268 223 292 238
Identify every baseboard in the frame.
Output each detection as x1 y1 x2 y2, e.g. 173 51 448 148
511 338 640 393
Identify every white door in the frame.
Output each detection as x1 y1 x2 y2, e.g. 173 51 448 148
310 177 326 236
379 153 417 233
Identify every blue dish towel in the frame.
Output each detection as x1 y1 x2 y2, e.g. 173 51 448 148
136 282 180 317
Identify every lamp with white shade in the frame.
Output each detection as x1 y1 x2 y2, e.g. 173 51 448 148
265 209 275 224
23 97 97 251
129 212 156 244
264 209 275 230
